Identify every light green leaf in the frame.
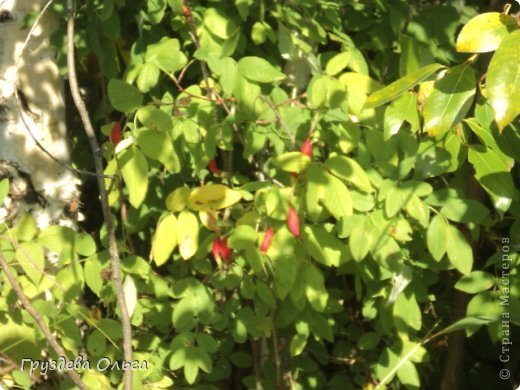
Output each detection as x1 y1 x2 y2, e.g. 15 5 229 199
397 360 420 388
304 164 328 222
349 218 373 261
272 152 310 173
303 262 329 312
468 146 516 214
302 225 348 267
136 62 160 93
424 65 476 137
325 51 352 76
136 130 180 173
486 30 520 131
166 187 191 212
0 178 8 204
177 211 199 260
228 225 257 250
446 225 473 275
427 215 448 261
108 79 143 113
145 38 187 73
119 146 149 208
204 8 237 39
455 271 495 294
123 275 137 318
325 155 373 193
440 198 489 224
136 106 173 132
152 213 178 266
290 334 308 357
364 63 445 109
393 291 421 331
256 281 276 309
237 56 286 83
384 92 420 139
456 12 517 53
323 174 353 219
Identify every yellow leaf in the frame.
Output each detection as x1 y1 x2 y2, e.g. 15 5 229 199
199 210 219 232
152 213 178 266
166 187 191 212
177 211 199 259
188 184 242 210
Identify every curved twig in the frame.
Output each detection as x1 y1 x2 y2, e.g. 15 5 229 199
66 2 133 389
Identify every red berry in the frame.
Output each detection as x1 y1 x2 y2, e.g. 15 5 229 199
110 121 122 146
208 159 220 175
300 138 312 157
287 207 300 238
212 237 232 264
219 238 232 264
260 227 275 253
182 5 191 17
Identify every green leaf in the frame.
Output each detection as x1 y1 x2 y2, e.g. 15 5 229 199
455 271 495 294
323 174 353 219
166 187 191 212
108 79 143 113
325 51 352 76
271 152 310 173
16 242 44 287
184 349 200 384
196 333 218 353
136 62 161 93
204 7 237 39
256 281 276 309
302 225 348 267
177 211 199 260
486 30 520 131
304 164 328 222
123 275 137 318
424 65 476 137
228 225 257 250
456 12 517 53
325 155 373 193
384 92 420 139
397 360 420 388
119 146 149 208
426 215 448 261
152 213 178 266
136 130 180 173
435 315 498 337
303 262 329 312
364 63 445 109
145 38 187 73
468 146 516 214
290 334 308 357
0 178 8 204
136 106 173 132
440 198 489 224
349 218 373 261
393 291 421 331
446 225 473 275
237 56 286 83
84 257 103 297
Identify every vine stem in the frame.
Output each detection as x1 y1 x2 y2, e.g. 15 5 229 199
66 1 133 389
0 253 88 390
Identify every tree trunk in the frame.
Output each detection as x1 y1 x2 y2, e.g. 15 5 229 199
0 0 78 228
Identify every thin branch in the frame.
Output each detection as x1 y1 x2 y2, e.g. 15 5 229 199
260 96 296 147
11 0 110 179
66 2 133 390
0 253 88 389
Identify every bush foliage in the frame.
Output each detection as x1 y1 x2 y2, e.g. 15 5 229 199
1 0 519 389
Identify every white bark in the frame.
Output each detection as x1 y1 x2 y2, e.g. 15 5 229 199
0 0 78 228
